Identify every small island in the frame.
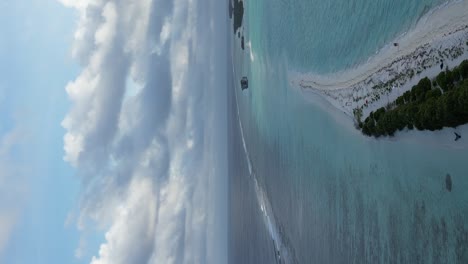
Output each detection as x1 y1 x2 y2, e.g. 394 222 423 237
291 0 468 141
229 0 244 34
229 0 245 50
358 60 468 137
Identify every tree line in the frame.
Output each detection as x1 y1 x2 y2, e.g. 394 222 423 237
359 59 468 137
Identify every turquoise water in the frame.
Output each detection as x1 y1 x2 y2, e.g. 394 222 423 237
249 0 444 73
230 0 468 263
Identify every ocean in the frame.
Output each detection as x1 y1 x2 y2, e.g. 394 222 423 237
228 0 468 263
249 0 445 73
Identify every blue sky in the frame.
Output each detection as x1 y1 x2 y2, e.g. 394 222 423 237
0 0 98 263
0 0 228 263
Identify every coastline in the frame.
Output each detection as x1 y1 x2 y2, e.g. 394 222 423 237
298 83 468 149
290 0 468 119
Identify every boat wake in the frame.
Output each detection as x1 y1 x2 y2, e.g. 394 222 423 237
234 89 293 264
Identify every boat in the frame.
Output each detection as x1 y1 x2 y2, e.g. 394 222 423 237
240 76 248 90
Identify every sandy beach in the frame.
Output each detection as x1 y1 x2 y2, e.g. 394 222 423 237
291 0 468 119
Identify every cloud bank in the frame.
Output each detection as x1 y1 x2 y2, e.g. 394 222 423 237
60 0 228 263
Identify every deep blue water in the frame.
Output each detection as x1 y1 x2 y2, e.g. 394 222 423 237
229 0 468 263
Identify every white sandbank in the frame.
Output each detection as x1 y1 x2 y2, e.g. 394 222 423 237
290 0 468 118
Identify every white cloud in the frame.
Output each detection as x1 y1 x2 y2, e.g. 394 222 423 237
61 0 228 263
90 176 157 264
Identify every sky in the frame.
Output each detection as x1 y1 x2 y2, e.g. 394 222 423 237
0 0 228 263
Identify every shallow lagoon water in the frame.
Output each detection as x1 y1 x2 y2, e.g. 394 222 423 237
229 0 468 263
253 0 445 73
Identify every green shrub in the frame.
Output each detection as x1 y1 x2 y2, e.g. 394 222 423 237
460 60 468 79
358 60 468 137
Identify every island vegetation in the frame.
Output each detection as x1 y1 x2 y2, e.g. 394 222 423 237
229 0 244 34
229 0 245 50
358 59 468 137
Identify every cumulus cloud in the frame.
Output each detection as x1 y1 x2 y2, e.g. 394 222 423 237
61 0 228 263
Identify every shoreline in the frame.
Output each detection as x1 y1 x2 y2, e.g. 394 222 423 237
290 0 468 119
299 86 468 149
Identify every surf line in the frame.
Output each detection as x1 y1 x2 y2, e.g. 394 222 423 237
233 83 292 263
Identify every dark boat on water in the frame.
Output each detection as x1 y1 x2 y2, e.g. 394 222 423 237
240 76 248 90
